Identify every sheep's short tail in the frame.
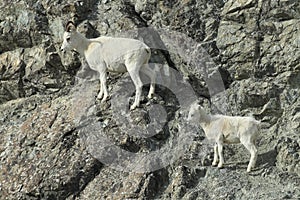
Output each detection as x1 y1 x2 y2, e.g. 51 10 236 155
150 63 172 87
255 121 270 140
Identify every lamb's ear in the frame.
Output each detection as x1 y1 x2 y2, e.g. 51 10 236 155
194 100 201 106
66 21 76 32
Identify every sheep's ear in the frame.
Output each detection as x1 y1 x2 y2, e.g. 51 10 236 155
191 101 200 109
66 21 76 32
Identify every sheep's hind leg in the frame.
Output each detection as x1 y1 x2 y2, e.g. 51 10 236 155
141 64 156 99
97 86 104 100
128 69 143 110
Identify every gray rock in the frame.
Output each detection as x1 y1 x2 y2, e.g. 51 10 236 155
0 0 299 199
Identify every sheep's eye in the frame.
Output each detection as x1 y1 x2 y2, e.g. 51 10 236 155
66 37 71 42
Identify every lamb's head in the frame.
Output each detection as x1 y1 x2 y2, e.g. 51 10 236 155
60 21 79 53
187 101 209 124
187 101 201 124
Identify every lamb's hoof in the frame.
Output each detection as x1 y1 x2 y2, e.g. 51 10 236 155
217 164 223 169
130 104 138 110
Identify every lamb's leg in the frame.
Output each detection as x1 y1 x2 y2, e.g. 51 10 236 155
243 142 258 172
217 142 224 168
212 143 219 166
128 69 143 110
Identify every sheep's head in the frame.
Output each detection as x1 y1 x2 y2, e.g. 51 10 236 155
60 21 78 53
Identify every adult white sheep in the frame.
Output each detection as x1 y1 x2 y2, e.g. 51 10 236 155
60 21 156 110
187 101 260 172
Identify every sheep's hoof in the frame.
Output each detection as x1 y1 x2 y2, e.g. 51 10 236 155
147 93 154 99
212 163 218 167
97 93 103 100
99 95 110 103
217 164 223 169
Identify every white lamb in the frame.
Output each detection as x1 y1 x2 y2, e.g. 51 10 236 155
187 101 260 172
60 21 156 110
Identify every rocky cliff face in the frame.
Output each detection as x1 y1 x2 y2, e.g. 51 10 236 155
0 0 299 199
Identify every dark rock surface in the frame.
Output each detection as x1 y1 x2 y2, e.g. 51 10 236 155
0 0 299 199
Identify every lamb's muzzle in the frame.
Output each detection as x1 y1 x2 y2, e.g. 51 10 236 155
187 102 260 172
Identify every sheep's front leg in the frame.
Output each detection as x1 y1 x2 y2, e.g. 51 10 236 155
97 69 109 102
212 143 219 166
